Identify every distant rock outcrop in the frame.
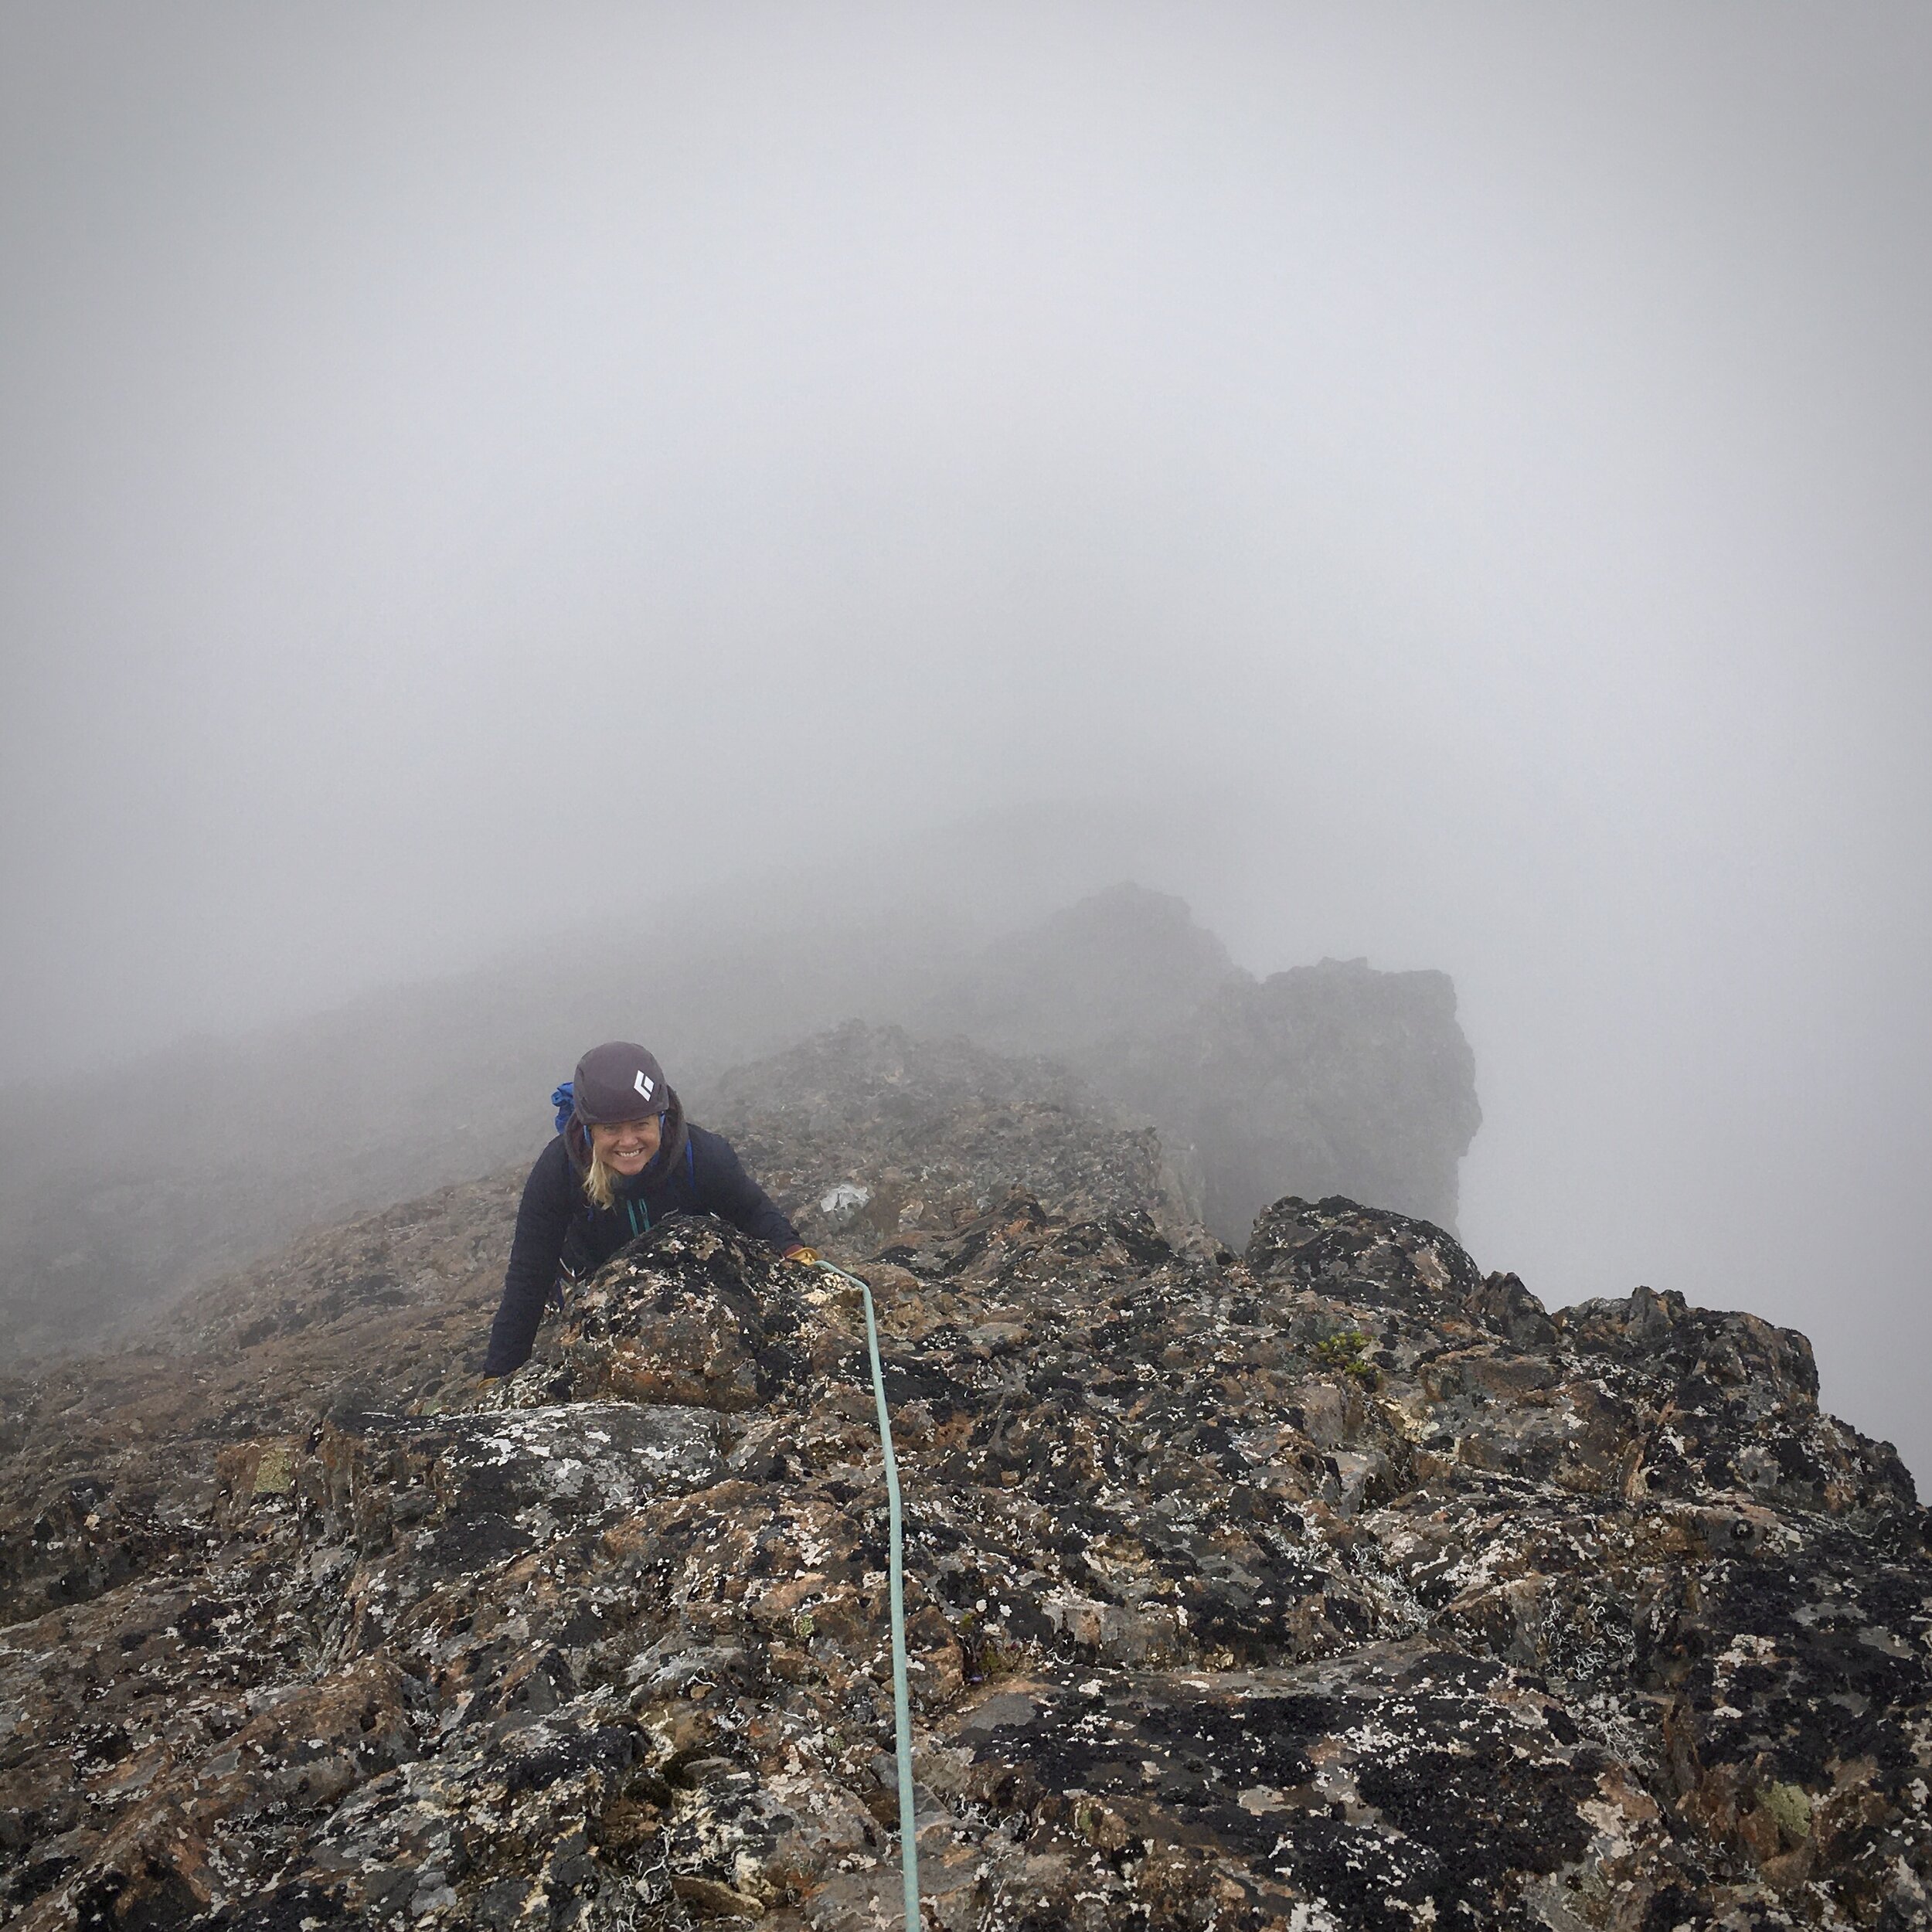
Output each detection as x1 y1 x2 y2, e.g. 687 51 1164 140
0 1026 1924 1930
920 884 1481 1240
1127 954 1480 1238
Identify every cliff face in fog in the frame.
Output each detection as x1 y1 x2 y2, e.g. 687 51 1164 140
0 1026 1924 1931
919 885 1481 1240
1138 957 1479 1240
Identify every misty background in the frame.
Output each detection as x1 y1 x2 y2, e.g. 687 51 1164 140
3 8 1929 1473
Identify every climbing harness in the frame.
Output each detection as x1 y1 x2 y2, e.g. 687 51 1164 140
815 1260 920 1929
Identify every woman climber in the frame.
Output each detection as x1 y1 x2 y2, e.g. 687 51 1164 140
482 1039 807 1376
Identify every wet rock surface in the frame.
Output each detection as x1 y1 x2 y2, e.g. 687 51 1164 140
1 1043 1927 1929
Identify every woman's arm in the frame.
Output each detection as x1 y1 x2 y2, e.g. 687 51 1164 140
690 1127 802 1253
483 1139 577 1375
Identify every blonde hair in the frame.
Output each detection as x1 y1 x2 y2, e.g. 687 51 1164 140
581 1144 619 1212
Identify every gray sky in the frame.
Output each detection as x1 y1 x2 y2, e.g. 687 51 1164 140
5 5 1930 1468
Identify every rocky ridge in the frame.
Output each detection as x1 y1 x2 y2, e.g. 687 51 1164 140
2 883 1480 1355
1 1030 1927 1930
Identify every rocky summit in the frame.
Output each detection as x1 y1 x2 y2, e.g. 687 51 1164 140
1 1031 1928 1930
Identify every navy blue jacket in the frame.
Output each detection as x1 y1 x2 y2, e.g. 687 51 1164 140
483 1117 799 1375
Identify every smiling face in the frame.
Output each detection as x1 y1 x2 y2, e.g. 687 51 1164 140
588 1114 662 1177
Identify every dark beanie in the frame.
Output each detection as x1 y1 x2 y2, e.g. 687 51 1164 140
571 1042 670 1124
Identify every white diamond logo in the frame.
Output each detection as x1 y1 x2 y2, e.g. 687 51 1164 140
634 1070 655 1100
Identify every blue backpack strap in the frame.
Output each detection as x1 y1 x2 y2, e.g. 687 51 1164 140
551 1081 575 1134
685 1136 696 1198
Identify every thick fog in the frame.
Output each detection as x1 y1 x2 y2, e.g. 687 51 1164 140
3 8 1929 1471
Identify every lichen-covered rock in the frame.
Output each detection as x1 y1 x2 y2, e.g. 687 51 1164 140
0 1066 1927 1929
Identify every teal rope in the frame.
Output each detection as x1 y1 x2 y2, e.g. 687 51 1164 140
820 1261 920 1927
